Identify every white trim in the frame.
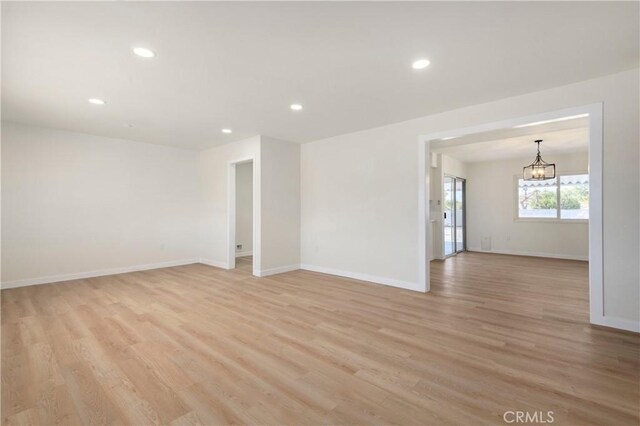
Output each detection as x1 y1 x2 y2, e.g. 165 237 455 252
300 264 422 292
227 161 237 270
1 259 198 289
586 104 604 327
255 264 300 277
253 151 262 277
417 138 429 292
467 248 588 261
235 251 253 257
198 258 228 269
591 316 640 333
513 218 588 224
419 103 606 328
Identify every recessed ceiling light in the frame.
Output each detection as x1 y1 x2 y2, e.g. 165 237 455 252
290 104 303 111
412 59 431 70
133 47 156 58
222 128 232 134
88 98 106 105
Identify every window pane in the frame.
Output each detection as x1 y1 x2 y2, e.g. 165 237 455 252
560 174 589 219
518 178 558 218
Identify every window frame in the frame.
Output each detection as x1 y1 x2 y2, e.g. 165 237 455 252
513 171 589 224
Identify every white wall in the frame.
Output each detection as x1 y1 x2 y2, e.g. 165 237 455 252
2 129 300 282
441 154 468 179
1 122 201 286
466 152 589 260
301 68 639 326
429 154 443 260
301 127 421 290
3 128 301 283
259 137 301 273
235 162 253 256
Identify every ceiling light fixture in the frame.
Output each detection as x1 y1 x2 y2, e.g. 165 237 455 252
133 47 156 58
222 128 232 134
513 113 588 129
412 59 431 70
88 98 106 105
290 104 303 111
523 139 555 181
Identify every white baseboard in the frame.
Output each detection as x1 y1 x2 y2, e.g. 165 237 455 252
467 247 588 261
255 264 300 277
235 251 253 258
198 259 298 277
591 315 640 333
1 259 199 290
198 258 229 269
299 264 423 292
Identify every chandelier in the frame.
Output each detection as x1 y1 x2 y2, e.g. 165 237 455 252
523 139 555 181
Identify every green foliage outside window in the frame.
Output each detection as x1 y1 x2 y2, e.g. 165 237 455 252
560 184 588 210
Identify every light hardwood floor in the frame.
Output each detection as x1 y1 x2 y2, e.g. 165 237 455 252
1 252 638 425
235 256 253 273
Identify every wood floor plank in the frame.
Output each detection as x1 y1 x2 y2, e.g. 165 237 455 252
1 252 639 425
59 362 127 425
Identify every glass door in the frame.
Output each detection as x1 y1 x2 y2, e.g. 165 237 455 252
443 177 455 256
455 178 465 252
443 176 466 257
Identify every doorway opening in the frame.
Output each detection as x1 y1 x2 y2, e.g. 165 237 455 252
227 157 257 275
419 103 605 328
234 161 253 272
443 176 466 256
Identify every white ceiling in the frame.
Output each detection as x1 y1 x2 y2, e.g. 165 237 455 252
432 118 588 163
2 2 638 150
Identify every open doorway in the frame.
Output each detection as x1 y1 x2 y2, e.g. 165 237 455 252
430 113 590 263
234 161 253 272
420 104 605 328
227 158 256 275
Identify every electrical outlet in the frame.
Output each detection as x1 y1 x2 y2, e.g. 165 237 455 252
236 244 242 250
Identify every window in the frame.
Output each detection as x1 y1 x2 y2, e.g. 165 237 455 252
516 174 589 220
518 178 558 218
559 174 589 219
